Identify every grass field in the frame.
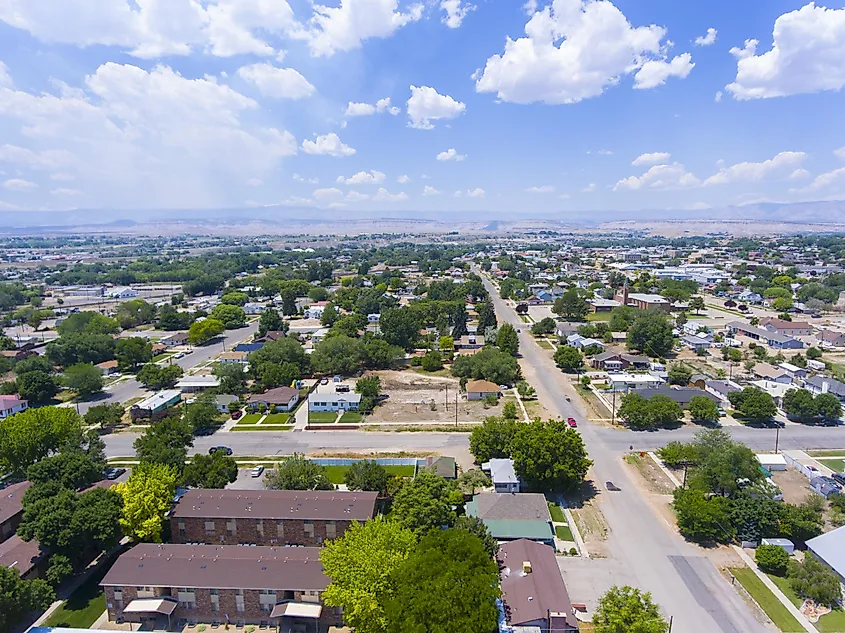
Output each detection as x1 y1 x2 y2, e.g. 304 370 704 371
548 502 566 523
536 339 554 351
263 413 290 424
555 525 574 541
586 312 612 322
237 414 262 425
729 567 803 633
340 412 363 423
45 566 108 628
309 412 338 423
818 458 845 472
323 464 415 484
808 450 845 457
231 425 292 431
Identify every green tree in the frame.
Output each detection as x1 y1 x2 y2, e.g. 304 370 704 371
183 451 238 488
469 417 519 463
531 317 557 335
723 346 743 363
772 296 794 311
210 304 246 329
344 460 390 493
553 287 590 321
312 335 364 375
502 401 518 420
497 323 519 356
136 363 183 390
26 448 104 491
667 363 693 386
257 307 286 338
510 419 592 492
46 332 116 366
391 470 463 535
609 306 637 332
806 347 823 360
84 402 125 429
0 407 82 479
133 416 193 471
62 363 104 398
656 441 698 468
265 453 335 490
384 529 500 633
672 487 733 543
188 318 225 345
362 338 404 370
756 544 789 576
516 380 536 399
451 346 521 385
115 299 157 329
320 517 416 633
618 393 653 430
627 310 673 357
648 394 683 427
782 388 817 422
593 586 669 633
728 387 777 421
115 336 153 369
688 429 763 497
815 393 842 421
379 308 422 351
249 336 308 377
220 291 248 306
321 304 339 327
183 395 220 432
553 345 583 372
58 311 119 335
789 553 842 607
689 396 719 424
214 362 248 394
0 566 55 633
476 301 497 331
688 296 705 315
16 370 59 403
453 515 498 557
457 469 491 495
420 350 443 372
114 462 178 542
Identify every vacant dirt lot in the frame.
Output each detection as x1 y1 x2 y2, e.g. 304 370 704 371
771 468 813 505
365 369 506 424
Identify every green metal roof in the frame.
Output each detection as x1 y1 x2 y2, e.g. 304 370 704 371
481 519 554 540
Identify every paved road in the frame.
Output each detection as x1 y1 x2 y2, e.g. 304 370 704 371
480 271 769 633
77 322 259 414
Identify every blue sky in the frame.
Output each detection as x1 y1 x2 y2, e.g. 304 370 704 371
0 0 844 216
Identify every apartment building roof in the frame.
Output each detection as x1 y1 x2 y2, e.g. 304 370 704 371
100 544 328 591
0 481 31 525
170 489 378 521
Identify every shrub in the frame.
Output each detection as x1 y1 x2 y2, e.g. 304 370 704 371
569 547 578 556
755 544 789 576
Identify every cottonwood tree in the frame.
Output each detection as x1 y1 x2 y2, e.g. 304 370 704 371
114 463 178 543
593 586 669 633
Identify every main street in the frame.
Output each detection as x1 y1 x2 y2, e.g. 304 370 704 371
479 271 770 633
77 321 259 415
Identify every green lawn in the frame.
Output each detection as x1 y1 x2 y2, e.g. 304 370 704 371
547 502 566 523
231 425 292 431
768 574 845 633
44 566 108 628
262 413 290 424
340 411 363 423
808 450 845 457
323 464 415 484
586 312 612 322
309 412 338 423
536 339 554 351
237 414 262 425
730 567 803 633
555 525 574 541
152 352 173 362
818 458 845 472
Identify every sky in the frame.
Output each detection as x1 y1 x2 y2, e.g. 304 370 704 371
1 0 845 217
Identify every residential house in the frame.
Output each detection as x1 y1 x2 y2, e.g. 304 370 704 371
498 540 579 633
130 390 182 420
811 476 841 498
682 334 712 351
95 360 119 376
738 290 763 304
234 341 265 354
311 328 330 345
778 362 808 380
455 334 485 350
169 489 377 547
760 318 812 337
247 387 300 412
816 329 845 348
218 351 249 365
805 376 845 402
243 302 265 315
752 364 793 384
176 375 220 394
210 395 237 414
0 349 36 362
726 322 804 349
308 389 361 412
633 386 720 407
482 458 519 493
0 395 27 419
367 313 380 323
466 492 554 546
705 379 742 406
0 533 43 579
160 332 189 347
303 302 328 320
466 380 501 401
607 373 664 392
566 334 605 351
590 352 650 371
101 544 341 629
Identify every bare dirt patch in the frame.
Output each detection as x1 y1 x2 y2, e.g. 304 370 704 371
771 469 814 505
624 453 676 495
366 369 501 424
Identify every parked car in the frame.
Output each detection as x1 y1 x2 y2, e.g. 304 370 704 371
104 467 126 480
194 426 215 436
567 417 577 428
250 465 265 478
832 473 845 486
209 446 233 456
231 409 243 420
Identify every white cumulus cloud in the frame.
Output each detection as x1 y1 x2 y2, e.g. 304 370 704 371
336 170 386 184
614 163 700 191
632 152 671 166
526 185 555 193
790 167 845 194
835 147 845 160
582 183 597 193
441 0 474 28
50 187 83 196
301 133 356 157
474 0 694 104
436 148 466 161
345 190 370 201
423 185 440 195
237 63 315 99
373 187 408 202
407 85 466 130
344 97 400 116
466 187 485 197
2 178 37 191
703 151 806 186
397 174 410 183
727 3 845 100
694 27 717 46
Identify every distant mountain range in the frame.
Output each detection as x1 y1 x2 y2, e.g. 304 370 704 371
2 200 845 234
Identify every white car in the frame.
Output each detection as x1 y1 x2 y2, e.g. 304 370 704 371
250 465 265 478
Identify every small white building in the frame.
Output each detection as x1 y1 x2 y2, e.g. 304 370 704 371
482 458 519 493
762 538 795 555
175 375 220 393
243 302 266 315
756 453 787 471
108 287 138 299
308 390 361 412
607 373 664 392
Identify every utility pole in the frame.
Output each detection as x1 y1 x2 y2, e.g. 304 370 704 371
668 615 673 633
445 385 448 411
455 391 458 428
611 389 617 425
775 425 780 453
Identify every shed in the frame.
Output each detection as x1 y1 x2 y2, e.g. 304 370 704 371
761 538 795 555
756 454 787 471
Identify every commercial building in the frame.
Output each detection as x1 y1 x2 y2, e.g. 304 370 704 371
760 318 812 337
130 390 182 420
498 539 579 632
101 544 340 630
726 322 804 349
169 489 378 547
615 285 671 311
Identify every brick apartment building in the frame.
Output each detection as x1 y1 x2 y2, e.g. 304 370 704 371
0 481 31 543
169 489 378 547
101 543 340 630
